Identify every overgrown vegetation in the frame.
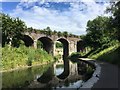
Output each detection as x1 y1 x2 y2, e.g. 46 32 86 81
79 1 120 66
1 1 120 70
2 45 53 71
26 27 79 38
1 13 26 47
88 43 120 66
1 12 77 71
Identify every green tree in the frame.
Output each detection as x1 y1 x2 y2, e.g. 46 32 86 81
57 31 62 37
85 16 111 48
69 33 73 37
27 27 33 32
106 1 120 41
63 31 68 38
46 27 52 36
37 40 43 49
56 42 63 48
53 30 57 35
1 13 27 47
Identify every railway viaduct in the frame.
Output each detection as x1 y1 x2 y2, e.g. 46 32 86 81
22 32 83 58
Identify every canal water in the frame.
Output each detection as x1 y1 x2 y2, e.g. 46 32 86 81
2 59 94 89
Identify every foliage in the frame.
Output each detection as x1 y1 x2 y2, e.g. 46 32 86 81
84 16 112 48
69 52 81 63
53 54 61 61
89 43 120 66
26 26 78 38
56 42 63 48
83 1 120 66
57 31 63 37
53 30 57 35
46 27 52 36
69 33 78 38
1 13 27 47
2 45 53 70
89 43 119 59
106 1 120 41
63 31 68 38
37 40 43 48
1 13 79 49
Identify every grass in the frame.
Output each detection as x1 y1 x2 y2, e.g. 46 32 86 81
2 45 53 71
88 43 120 66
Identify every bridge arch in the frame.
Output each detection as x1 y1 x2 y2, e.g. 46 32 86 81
22 35 34 47
77 40 84 52
56 38 69 59
38 37 54 54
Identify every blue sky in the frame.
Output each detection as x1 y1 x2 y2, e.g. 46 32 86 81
1 0 111 35
2 2 19 13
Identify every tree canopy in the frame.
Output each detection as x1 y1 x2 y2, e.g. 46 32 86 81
84 16 112 48
1 13 27 47
106 1 120 41
82 1 120 49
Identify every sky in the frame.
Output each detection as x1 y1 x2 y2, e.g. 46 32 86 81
0 0 113 35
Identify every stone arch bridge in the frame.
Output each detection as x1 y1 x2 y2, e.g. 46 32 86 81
22 32 83 57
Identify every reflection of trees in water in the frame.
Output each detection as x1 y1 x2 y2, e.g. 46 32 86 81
78 61 87 75
29 59 95 88
77 60 95 81
37 66 54 83
2 65 49 88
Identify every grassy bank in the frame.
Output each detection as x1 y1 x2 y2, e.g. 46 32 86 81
88 43 120 66
2 45 53 71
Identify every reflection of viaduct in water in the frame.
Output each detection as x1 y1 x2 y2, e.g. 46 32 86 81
22 32 86 88
22 32 83 57
28 61 82 88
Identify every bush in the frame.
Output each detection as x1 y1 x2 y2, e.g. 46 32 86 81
2 46 53 71
69 52 81 63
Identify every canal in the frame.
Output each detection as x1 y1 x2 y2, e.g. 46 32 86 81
2 59 94 89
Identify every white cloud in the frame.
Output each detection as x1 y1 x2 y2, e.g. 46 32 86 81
10 0 111 35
